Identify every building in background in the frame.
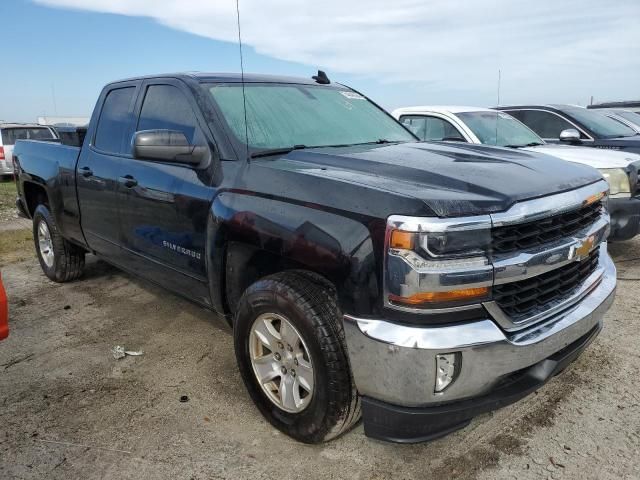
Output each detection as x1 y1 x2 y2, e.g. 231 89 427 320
37 116 89 127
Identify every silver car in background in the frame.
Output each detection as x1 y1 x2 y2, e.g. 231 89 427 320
0 123 58 176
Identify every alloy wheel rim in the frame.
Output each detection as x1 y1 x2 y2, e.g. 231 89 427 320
37 220 55 268
249 312 314 413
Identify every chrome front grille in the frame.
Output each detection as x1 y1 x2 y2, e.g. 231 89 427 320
491 200 603 255
493 248 600 323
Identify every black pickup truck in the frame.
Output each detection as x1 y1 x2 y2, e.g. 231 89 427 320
13 73 616 444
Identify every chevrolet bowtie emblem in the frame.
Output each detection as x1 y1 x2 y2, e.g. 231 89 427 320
571 235 595 261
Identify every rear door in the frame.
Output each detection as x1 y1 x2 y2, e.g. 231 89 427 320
76 83 139 260
117 80 215 304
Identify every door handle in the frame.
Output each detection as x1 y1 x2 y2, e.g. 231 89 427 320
80 166 93 177
118 175 138 188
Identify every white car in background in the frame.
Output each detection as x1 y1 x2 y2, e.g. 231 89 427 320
0 123 58 177
392 106 640 241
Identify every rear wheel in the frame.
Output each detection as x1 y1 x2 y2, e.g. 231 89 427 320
33 204 85 282
234 271 361 443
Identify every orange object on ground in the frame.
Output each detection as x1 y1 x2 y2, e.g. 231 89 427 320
0 272 8 340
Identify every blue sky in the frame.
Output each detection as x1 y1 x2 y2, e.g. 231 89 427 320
1 0 639 123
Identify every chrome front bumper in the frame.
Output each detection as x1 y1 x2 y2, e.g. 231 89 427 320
343 249 616 407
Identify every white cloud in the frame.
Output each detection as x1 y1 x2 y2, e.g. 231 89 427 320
34 0 640 105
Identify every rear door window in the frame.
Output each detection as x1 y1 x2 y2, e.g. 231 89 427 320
400 115 465 141
0 127 56 145
94 87 136 154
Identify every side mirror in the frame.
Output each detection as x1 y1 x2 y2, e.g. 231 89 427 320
559 128 581 143
132 130 207 164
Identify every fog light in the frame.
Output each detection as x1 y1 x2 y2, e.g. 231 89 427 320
435 353 459 392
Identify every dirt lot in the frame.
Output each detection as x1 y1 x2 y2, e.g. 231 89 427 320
0 185 639 479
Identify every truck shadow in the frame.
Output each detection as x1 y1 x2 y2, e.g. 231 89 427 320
79 254 231 335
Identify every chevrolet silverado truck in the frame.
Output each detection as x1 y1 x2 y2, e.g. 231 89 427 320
13 73 616 444
392 106 640 241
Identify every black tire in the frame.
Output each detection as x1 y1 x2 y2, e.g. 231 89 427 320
32 204 85 282
234 271 361 443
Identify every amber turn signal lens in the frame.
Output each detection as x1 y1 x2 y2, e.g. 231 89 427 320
390 230 415 249
584 191 605 206
389 287 489 306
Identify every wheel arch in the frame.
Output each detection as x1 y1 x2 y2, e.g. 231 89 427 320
207 192 383 324
22 181 49 216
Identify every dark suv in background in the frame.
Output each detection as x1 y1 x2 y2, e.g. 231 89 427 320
497 104 640 154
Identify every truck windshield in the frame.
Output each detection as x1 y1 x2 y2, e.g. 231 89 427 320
1 127 56 145
456 111 544 147
559 106 638 138
205 83 415 152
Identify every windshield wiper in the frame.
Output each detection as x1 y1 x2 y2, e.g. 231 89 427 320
250 144 308 158
503 142 544 148
249 140 404 157
346 139 405 147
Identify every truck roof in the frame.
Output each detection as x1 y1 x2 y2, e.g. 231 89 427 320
109 72 344 87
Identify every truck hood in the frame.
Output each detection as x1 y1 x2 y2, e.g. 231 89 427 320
524 144 640 169
259 142 603 217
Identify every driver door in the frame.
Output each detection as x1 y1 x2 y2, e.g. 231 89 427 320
117 80 214 303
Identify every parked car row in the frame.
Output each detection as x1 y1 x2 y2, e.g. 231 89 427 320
393 105 640 241
11 71 618 444
497 105 640 153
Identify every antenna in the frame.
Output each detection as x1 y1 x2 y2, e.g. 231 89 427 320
496 69 501 107
495 69 501 145
235 0 250 163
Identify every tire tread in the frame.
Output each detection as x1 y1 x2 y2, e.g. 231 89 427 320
234 270 361 443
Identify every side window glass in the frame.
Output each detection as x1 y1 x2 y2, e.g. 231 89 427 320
400 116 427 140
137 85 203 145
424 117 465 141
94 87 136 154
510 110 575 139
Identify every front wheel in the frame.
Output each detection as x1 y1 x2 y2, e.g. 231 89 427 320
33 204 85 282
234 271 361 443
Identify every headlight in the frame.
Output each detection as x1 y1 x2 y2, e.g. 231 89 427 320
391 229 491 258
385 216 493 310
421 229 491 257
600 168 630 197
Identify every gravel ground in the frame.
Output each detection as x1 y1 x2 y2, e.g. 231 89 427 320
0 222 639 480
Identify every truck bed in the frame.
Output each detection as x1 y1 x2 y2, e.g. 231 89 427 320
14 139 80 177
14 139 83 244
